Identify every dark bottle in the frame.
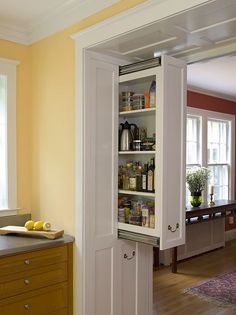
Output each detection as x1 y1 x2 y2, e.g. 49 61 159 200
147 158 155 192
136 164 143 192
142 163 148 192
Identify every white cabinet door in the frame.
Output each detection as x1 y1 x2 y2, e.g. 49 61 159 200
84 52 121 315
84 51 152 315
157 55 186 250
120 241 153 315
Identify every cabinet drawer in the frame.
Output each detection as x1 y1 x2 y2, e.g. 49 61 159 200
0 283 67 315
0 262 67 299
0 246 67 276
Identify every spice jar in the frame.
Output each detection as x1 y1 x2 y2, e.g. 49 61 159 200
133 139 141 151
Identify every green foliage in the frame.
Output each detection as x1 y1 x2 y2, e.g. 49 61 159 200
186 167 210 193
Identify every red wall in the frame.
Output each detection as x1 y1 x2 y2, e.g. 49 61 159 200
187 90 236 115
187 91 236 230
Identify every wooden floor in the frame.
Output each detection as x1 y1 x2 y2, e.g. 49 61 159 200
153 240 236 315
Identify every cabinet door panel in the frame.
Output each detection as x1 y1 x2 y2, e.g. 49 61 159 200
121 241 153 315
84 51 121 315
157 55 186 250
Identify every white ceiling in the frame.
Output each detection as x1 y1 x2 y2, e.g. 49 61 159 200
187 55 236 101
0 0 119 44
0 0 235 101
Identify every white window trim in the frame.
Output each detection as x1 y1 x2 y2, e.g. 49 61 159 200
0 58 20 213
187 107 235 200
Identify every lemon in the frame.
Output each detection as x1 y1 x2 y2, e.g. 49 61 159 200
24 220 35 231
43 221 51 231
34 220 44 231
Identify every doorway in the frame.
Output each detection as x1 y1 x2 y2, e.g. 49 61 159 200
72 0 236 314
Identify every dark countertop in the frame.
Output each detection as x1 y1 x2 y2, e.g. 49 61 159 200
0 234 74 258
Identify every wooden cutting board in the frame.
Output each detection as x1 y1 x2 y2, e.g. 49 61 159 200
0 226 64 240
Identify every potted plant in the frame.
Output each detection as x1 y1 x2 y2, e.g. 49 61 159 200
186 166 210 207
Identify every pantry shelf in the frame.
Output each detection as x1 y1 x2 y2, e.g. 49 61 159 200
118 190 155 197
119 151 155 155
119 108 156 117
118 222 157 237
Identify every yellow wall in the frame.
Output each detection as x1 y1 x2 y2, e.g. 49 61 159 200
0 1 146 233
0 40 31 212
29 0 146 234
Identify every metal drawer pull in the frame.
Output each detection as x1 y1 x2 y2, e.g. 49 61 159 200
24 304 30 310
124 251 135 260
24 279 30 285
24 259 30 265
168 223 179 232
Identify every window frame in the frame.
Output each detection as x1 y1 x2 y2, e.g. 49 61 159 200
0 58 19 213
187 107 235 203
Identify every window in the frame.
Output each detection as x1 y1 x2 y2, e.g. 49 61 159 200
0 59 18 211
186 108 235 204
0 75 7 208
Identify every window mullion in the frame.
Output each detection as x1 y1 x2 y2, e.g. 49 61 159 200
202 114 208 202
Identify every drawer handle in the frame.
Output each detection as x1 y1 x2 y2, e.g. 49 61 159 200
24 259 31 265
24 279 30 285
24 304 30 310
168 223 179 233
124 251 135 260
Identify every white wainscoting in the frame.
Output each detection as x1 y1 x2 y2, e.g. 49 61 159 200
159 219 225 266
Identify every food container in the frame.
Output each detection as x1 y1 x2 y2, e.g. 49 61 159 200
123 202 131 223
118 207 125 223
121 91 134 111
141 206 149 227
141 137 155 151
132 94 144 110
133 139 141 151
129 214 142 226
144 91 150 108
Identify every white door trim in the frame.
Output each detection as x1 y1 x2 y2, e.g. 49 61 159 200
72 1 226 314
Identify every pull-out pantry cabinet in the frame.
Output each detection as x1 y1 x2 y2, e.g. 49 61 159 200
117 55 187 250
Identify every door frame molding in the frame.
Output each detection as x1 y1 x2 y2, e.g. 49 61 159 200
72 1 233 313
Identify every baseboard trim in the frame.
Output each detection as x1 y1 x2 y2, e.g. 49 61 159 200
177 242 225 261
225 229 236 241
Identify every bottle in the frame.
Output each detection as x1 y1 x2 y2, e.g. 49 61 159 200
136 164 143 191
122 165 130 190
142 163 148 192
144 91 150 108
149 80 156 108
118 165 124 189
123 201 131 223
129 164 137 191
147 158 155 192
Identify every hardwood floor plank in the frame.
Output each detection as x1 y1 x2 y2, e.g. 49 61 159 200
153 240 236 315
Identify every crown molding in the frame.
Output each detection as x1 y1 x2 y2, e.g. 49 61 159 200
0 0 120 45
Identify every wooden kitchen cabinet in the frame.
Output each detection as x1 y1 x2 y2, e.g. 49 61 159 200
0 243 73 315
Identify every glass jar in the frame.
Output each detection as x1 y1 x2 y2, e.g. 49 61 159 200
121 91 134 111
132 94 144 110
133 140 141 151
